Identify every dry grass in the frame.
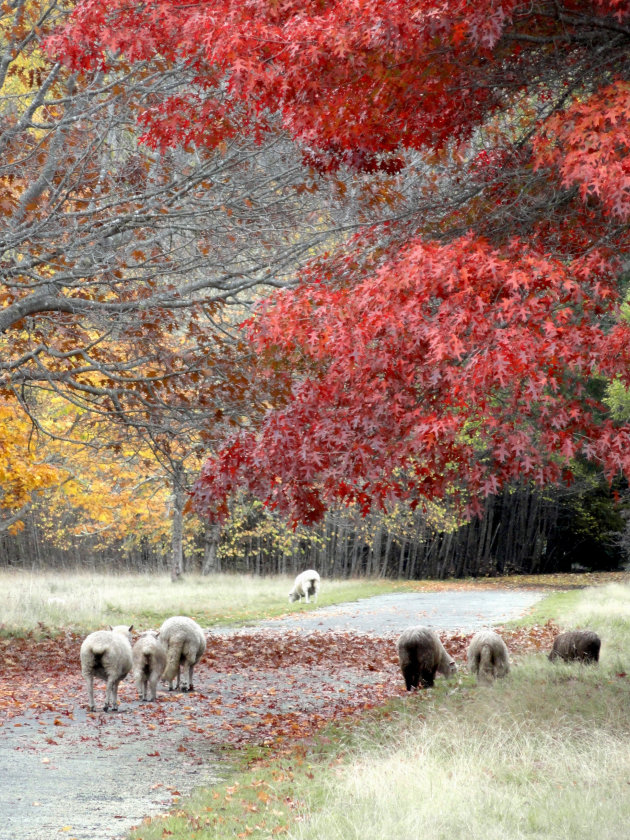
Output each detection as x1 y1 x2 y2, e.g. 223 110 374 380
0 569 399 635
291 713 630 840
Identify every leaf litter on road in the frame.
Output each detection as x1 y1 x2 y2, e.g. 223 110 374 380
0 622 561 747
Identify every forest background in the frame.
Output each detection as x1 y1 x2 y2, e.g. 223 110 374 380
1 0 630 581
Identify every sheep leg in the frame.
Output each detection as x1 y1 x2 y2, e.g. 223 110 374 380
419 667 437 688
147 672 159 701
85 673 96 711
402 664 419 691
105 677 119 711
135 676 146 701
112 679 120 711
103 681 112 711
186 664 195 692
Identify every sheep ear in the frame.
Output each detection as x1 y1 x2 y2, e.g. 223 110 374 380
107 625 113 631
128 625 134 632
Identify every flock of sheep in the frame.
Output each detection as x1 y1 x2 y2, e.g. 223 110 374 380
398 625 600 691
79 569 601 711
80 615 206 712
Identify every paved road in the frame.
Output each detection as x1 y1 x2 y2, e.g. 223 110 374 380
0 588 544 840
0 706 220 840
247 589 544 636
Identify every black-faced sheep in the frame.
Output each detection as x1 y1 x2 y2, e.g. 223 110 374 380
132 630 167 702
397 625 457 690
467 630 510 685
288 569 321 603
80 624 133 712
159 616 206 691
548 630 601 664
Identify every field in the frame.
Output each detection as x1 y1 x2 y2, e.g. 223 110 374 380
0 569 408 635
1 568 623 637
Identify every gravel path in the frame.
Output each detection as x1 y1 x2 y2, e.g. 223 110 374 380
0 705 220 840
0 588 544 840
245 589 544 636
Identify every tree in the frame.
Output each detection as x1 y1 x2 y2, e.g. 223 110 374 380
3 0 366 566
3 7 329 393
53 1 630 523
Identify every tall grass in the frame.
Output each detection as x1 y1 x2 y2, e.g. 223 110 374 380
291 712 630 840
287 581 630 840
0 569 401 635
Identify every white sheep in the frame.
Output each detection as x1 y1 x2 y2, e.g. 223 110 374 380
132 630 167 702
80 625 133 712
159 616 206 692
397 625 457 690
467 630 510 685
288 569 321 603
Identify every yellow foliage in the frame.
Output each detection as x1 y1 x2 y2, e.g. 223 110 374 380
0 397 60 528
0 0 64 117
0 391 195 547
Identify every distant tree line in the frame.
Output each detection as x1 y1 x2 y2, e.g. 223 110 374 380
1 479 626 578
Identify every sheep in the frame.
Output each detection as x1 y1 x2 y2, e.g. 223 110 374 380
397 625 457 690
132 630 167 702
548 630 601 664
288 569 321 603
80 625 133 712
159 616 206 692
467 630 510 685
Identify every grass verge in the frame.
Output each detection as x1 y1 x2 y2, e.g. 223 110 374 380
3 568 626 638
0 569 410 636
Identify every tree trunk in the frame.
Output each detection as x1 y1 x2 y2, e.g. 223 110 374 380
380 530 393 577
201 523 222 574
170 462 185 582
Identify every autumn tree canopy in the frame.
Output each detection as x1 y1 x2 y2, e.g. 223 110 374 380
2 0 358 539
53 1 630 523
4 0 361 418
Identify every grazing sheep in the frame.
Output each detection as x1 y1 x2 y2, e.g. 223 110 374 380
288 569 321 603
132 630 167 702
80 625 133 712
549 630 601 664
159 616 206 691
467 630 510 685
397 626 457 690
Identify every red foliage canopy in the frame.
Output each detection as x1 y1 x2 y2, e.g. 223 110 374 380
51 1 630 163
192 235 630 522
51 1 630 522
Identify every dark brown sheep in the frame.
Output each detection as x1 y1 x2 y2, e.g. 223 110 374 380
397 625 457 690
548 630 601 664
